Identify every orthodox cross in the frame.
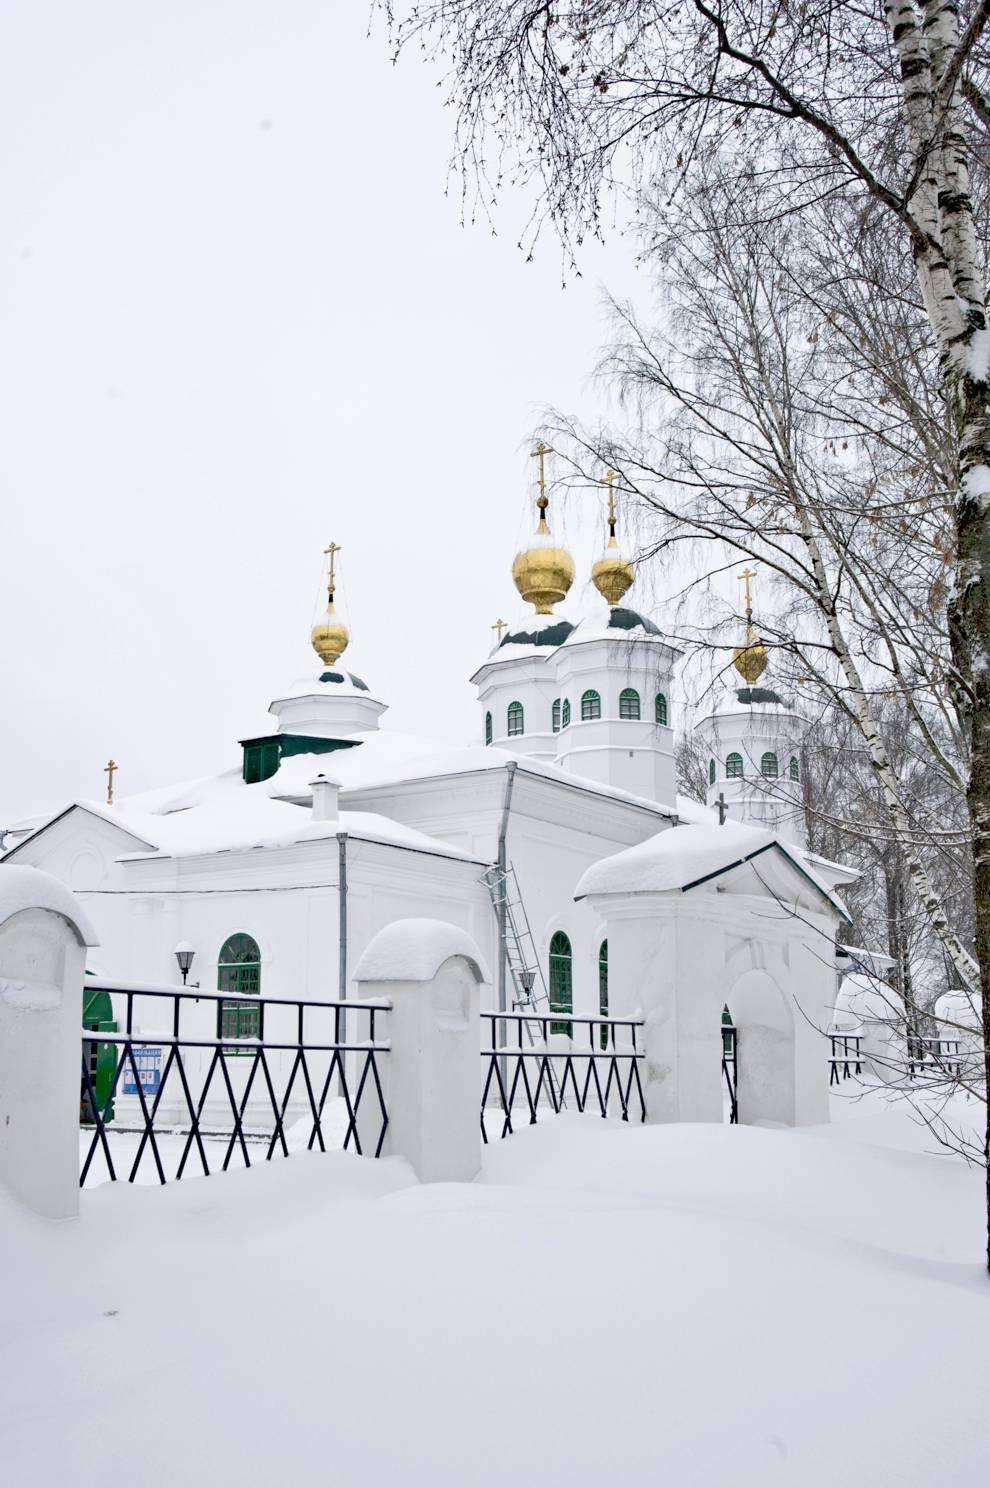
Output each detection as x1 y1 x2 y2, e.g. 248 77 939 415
716 791 728 825
104 759 118 806
530 442 550 513
603 470 618 534
324 541 342 600
492 618 507 643
738 565 757 621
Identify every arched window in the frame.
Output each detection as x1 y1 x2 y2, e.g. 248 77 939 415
726 752 744 779
619 687 641 720
549 931 573 1037
562 698 571 728
507 701 524 737
709 758 716 785
485 711 493 746
581 689 602 721
722 1004 734 1057
655 692 668 726
761 751 779 779
218 933 261 1049
789 755 800 782
552 698 562 733
598 939 609 1051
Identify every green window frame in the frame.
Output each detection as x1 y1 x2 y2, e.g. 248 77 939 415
562 698 571 728
549 931 573 1037
580 689 601 721
552 698 562 733
726 752 744 779
789 755 800 781
218 933 262 1051
485 711 493 746
619 687 641 720
709 758 716 785
507 701 524 737
598 939 609 1051
761 751 779 779
655 692 668 726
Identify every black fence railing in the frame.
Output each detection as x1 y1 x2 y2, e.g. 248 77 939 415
722 1023 738 1124
829 1033 863 1085
480 1010 646 1141
907 1034 970 1077
80 981 390 1187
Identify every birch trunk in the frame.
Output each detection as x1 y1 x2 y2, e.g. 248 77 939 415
888 0 990 1268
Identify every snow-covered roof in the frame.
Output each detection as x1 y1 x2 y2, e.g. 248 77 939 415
6 792 476 866
696 683 801 723
267 668 381 706
563 606 665 645
0 863 99 944
354 918 490 984
574 820 849 918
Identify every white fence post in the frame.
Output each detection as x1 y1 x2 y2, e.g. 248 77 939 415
353 918 489 1184
0 866 99 1218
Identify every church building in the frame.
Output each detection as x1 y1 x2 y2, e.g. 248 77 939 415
1 469 855 1126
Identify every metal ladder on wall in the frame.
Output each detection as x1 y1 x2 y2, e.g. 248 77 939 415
482 863 564 1106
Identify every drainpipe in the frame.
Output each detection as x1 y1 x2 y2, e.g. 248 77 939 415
337 831 348 1089
496 762 517 1057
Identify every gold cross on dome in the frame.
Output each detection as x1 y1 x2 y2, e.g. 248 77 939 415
530 442 549 505
737 565 757 619
492 618 507 643
603 470 618 527
104 758 118 806
324 541 341 598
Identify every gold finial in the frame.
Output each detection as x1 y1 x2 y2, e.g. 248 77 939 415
738 565 756 620
531 442 550 532
732 565 768 683
492 618 507 644
104 759 117 806
512 445 575 615
311 541 350 668
324 540 342 601
592 470 634 607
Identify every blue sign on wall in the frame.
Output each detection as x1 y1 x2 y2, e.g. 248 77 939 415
123 1047 162 1096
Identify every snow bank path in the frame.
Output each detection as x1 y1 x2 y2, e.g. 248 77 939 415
2 1092 988 1487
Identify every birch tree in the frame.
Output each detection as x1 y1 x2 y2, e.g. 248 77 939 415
383 0 990 1265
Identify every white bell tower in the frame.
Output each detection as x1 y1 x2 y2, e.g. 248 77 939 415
693 569 807 848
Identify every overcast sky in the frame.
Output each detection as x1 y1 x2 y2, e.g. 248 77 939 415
0 1 654 827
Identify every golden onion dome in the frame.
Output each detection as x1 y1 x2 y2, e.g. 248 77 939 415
311 540 349 667
512 495 575 615
592 475 634 606
311 608 349 667
732 624 769 684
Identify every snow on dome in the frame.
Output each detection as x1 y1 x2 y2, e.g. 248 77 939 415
353 918 490 984
933 990 982 1032
0 864 99 945
575 820 839 907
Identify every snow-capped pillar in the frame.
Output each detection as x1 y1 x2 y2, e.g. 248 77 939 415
580 892 725 1124
353 919 489 1183
0 866 99 1218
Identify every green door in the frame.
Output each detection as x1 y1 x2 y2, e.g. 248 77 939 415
82 987 117 1124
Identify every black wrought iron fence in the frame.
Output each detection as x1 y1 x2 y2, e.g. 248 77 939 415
80 981 389 1186
829 1032 863 1085
480 1010 646 1141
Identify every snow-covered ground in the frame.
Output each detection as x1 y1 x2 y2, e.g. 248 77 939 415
3 1087 989 1487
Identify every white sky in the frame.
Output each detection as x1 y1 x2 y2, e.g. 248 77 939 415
0 1 651 827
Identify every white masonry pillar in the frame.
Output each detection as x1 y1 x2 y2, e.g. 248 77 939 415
0 865 99 1218
353 919 489 1183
